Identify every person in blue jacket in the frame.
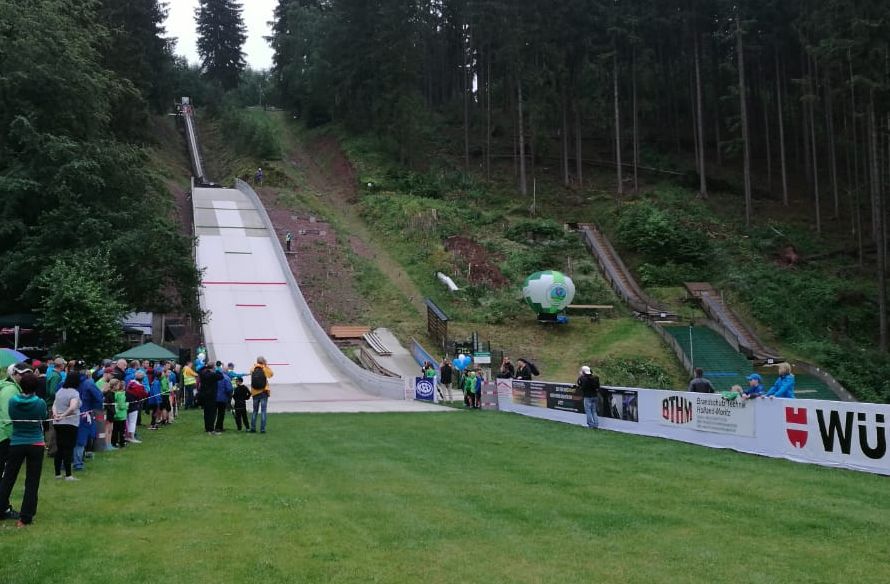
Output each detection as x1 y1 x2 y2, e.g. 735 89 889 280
214 364 234 432
74 363 104 471
741 373 766 399
764 363 796 399
148 376 162 430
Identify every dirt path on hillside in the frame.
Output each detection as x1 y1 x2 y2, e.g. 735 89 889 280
284 130 427 315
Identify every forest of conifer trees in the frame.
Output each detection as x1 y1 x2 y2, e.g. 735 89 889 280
269 0 890 350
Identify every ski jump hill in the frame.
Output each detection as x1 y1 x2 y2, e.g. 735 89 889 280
180 101 442 413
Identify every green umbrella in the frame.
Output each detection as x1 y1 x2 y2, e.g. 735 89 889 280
0 348 27 372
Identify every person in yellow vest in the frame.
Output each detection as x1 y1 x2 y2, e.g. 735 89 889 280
248 357 273 434
182 361 198 409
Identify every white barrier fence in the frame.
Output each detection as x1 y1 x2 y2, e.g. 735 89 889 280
496 379 890 476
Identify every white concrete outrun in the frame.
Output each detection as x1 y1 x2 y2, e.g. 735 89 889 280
192 184 445 414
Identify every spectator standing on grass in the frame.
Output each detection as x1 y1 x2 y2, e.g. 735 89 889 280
255 167 264 186
110 380 128 448
125 372 148 444
473 368 484 409
764 363 796 399
576 366 601 429
231 377 251 432
76 362 104 466
158 363 173 425
182 360 198 409
515 359 534 381
0 372 46 526
688 368 715 394
0 364 28 477
52 379 81 480
463 370 477 409
285 231 293 252
199 363 223 435
249 357 273 434
438 359 452 401
101 378 115 449
148 374 162 430
214 363 234 433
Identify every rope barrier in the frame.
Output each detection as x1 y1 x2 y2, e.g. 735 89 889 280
0 388 180 424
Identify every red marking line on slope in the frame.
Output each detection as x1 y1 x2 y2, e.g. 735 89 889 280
245 338 278 342
235 304 267 307
267 363 290 366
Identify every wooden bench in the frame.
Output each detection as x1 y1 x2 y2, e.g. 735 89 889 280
329 325 370 339
363 332 392 356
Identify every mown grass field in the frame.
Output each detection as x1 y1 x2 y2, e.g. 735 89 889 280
3 410 889 583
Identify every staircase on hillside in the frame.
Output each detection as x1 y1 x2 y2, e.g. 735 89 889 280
683 282 780 362
579 224 677 320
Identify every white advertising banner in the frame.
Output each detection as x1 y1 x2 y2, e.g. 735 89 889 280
658 391 755 437
498 380 890 476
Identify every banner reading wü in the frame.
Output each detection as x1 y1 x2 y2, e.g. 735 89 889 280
659 392 755 437
497 379 890 476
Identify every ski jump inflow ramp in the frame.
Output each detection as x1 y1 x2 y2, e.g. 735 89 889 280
192 179 443 413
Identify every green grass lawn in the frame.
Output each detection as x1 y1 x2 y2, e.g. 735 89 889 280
3 411 889 583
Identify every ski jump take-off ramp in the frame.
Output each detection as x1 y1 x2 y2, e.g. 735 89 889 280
182 100 441 413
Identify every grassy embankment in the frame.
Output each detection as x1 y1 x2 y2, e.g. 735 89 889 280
3 411 889 583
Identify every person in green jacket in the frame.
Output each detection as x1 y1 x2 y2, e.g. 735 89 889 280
110 379 128 448
0 364 28 477
0 371 46 526
462 370 477 409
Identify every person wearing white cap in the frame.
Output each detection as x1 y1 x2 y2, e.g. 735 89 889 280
576 366 601 429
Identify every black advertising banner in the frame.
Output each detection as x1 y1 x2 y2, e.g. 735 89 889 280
546 384 585 414
511 380 549 408
510 380 639 421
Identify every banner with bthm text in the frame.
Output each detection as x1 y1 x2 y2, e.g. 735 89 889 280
496 380 890 476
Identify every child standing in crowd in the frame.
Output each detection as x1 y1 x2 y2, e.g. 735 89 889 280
463 370 477 408
473 368 484 409
110 380 127 449
231 377 251 432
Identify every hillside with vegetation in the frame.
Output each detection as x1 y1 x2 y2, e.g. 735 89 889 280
262 0 890 401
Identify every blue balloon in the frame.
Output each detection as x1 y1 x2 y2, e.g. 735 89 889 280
452 358 465 371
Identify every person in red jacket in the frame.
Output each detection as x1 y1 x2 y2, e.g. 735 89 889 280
125 372 148 444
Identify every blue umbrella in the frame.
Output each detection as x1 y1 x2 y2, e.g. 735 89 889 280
0 348 28 369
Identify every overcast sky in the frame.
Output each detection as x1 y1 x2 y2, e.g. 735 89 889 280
165 0 277 71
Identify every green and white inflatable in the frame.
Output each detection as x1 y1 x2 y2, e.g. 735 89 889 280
522 271 576 315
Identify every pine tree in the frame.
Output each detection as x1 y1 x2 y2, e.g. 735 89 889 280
196 0 247 90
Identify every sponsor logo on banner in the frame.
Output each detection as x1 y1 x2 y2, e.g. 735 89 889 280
414 377 435 402
785 406 887 460
662 395 693 425
658 392 755 436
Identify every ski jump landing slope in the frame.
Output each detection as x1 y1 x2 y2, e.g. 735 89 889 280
192 180 443 413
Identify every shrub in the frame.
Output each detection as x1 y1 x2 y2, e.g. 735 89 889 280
617 201 711 265
594 357 673 389
220 108 281 159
